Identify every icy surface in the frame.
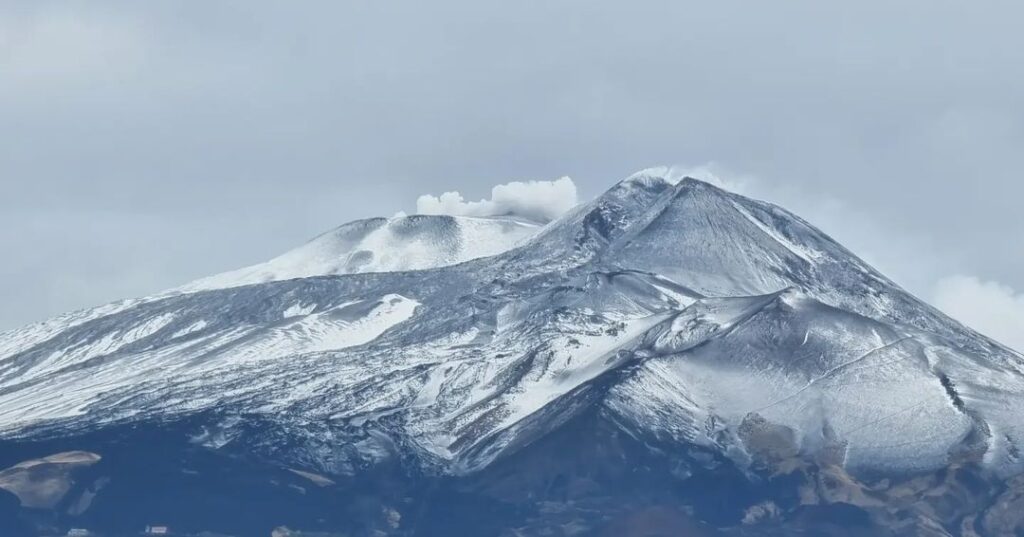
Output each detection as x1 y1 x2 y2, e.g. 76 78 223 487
1 172 1022 478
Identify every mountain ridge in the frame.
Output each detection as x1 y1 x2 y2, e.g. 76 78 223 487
1 171 1022 535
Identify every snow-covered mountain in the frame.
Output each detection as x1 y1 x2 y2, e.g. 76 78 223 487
175 214 540 293
1 171 1022 536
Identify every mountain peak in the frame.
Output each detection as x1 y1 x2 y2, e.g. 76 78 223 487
622 166 732 192
2 169 1023 537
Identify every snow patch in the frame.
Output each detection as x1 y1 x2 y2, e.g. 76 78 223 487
217 294 420 365
283 304 317 318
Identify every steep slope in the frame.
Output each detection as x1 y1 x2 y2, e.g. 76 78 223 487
602 175 1006 356
608 288 1022 473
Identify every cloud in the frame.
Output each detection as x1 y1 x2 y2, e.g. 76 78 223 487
932 275 1024 353
1 2 1022 331
0 7 147 90
416 177 578 223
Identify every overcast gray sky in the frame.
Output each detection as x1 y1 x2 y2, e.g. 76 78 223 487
1 1 1022 349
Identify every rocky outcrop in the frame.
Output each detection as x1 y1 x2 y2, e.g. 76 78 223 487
0 451 100 509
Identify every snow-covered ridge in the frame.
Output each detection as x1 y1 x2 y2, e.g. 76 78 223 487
175 214 540 293
1 170 1022 480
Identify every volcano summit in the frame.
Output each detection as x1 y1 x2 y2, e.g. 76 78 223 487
1 171 1022 536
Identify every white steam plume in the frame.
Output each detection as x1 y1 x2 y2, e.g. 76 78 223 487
416 177 578 223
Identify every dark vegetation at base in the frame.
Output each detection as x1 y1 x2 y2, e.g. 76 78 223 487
0 409 1015 537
